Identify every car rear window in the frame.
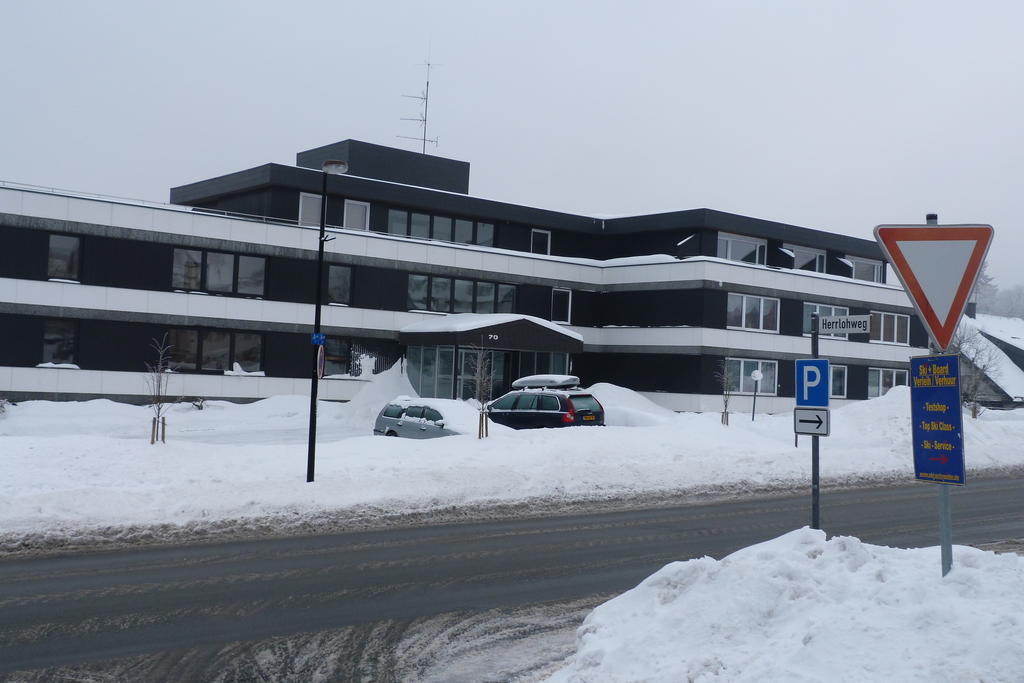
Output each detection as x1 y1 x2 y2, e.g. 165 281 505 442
383 404 404 418
569 395 601 412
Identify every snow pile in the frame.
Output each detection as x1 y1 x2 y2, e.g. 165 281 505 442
549 528 1024 682
587 383 677 426
331 360 417 432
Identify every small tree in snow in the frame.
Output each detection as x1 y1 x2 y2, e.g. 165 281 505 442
462 345 496 438
949 327 1001 418
145 334 173 443
714 359 738 426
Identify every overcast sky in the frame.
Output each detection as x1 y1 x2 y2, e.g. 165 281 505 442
3 2 1022 286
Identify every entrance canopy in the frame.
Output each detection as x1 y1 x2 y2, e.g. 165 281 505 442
399 313 583 353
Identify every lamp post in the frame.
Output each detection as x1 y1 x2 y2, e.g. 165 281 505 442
307 159 348 483
750 369 763 421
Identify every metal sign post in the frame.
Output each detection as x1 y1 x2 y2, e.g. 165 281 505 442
910 353 965 576
794 313 830 530
875 214 991 577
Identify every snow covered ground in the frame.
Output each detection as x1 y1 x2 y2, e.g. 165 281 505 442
1 362 1022 551
548 528 1024 682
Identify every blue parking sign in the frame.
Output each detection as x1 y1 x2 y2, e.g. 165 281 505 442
795 359 830 408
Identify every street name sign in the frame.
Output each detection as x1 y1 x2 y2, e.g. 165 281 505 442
910 354 965 485
795 359 830 408
874 224 993 351
794 407 830 436
818 315 871 335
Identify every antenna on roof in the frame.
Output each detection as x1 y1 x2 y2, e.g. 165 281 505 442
399 60 439 154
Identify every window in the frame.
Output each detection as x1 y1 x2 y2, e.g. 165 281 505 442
408 274 515 314
205 252 235 293
327 264 351 305
42 319 76 364
519 351 571 376
172 249 202 290
803 303 850 337
476 223 494 247
201 330 231 370
850 257 883 283
324 336 350 376
454 219 474 244
868 368 909 398
236 256 265 296
531 229 551 255
497 284 516 313
298 193 322 227
406 345 455 398
172 249 265 297
168 329 198 370
727 293 779 332
407 274 429 310
410 212 431 239
48 234 80 281
388 209 408 235
830 365 847 398
430 277 451 312
433 216 453 242
343 200 370 229
786 244 826 272
870 311 910 345
453 279 474 313
717 233 766 265
724 358 777 395
475 281 495 314
170 329 262 373
537 394 560 411
551 288 572 323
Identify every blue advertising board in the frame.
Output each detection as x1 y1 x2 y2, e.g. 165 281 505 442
910 354 965 485
795 359 830 408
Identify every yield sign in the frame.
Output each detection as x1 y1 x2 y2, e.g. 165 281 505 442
874 224 993 351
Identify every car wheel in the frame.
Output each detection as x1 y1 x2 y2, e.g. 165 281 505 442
386 430 398 437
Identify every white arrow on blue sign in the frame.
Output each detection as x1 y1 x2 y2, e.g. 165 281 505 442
795 359 830 408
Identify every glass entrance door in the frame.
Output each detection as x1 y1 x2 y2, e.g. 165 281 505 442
458 349 508 402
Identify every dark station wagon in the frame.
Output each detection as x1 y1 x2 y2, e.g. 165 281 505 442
486 375 605 429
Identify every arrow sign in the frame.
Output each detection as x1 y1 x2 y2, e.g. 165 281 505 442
799 413 823 429
793 408 830 436
874 224 993 352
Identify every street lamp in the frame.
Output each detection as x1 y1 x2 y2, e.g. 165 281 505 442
750 369 763 421
307 159 349 483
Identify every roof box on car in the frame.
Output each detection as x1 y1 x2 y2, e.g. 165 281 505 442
511 374 581 390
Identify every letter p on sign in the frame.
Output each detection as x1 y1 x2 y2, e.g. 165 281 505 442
795 359 830 408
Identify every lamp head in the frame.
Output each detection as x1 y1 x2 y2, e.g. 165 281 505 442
322 160 349 175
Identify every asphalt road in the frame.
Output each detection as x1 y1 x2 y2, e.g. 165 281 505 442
2 475 1022 681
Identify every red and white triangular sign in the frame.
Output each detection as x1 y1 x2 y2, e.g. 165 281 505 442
874 224 993 352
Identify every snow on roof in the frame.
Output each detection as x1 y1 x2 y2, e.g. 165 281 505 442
963 314 1024 399
400 313 584 341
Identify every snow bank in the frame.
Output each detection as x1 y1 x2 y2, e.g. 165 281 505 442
0 379 1022 547
549 528 1024 682
586 383 677 426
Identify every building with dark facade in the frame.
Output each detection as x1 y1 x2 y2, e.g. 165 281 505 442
0 140 929 411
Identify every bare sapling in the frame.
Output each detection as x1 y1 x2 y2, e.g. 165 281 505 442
145 334 173 443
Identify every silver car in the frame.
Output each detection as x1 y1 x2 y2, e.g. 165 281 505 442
373 400 459 439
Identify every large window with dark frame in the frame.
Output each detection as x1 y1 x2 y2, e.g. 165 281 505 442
868 367 908 397
166 328 263 373
724 358 777 395
407 274 516 314
386 208 495 246
342 200 370 229
47 234 80 281
717 233 766 265
42 319 77 365
172 248 265 297
727 293 779 332
869 311 910 345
